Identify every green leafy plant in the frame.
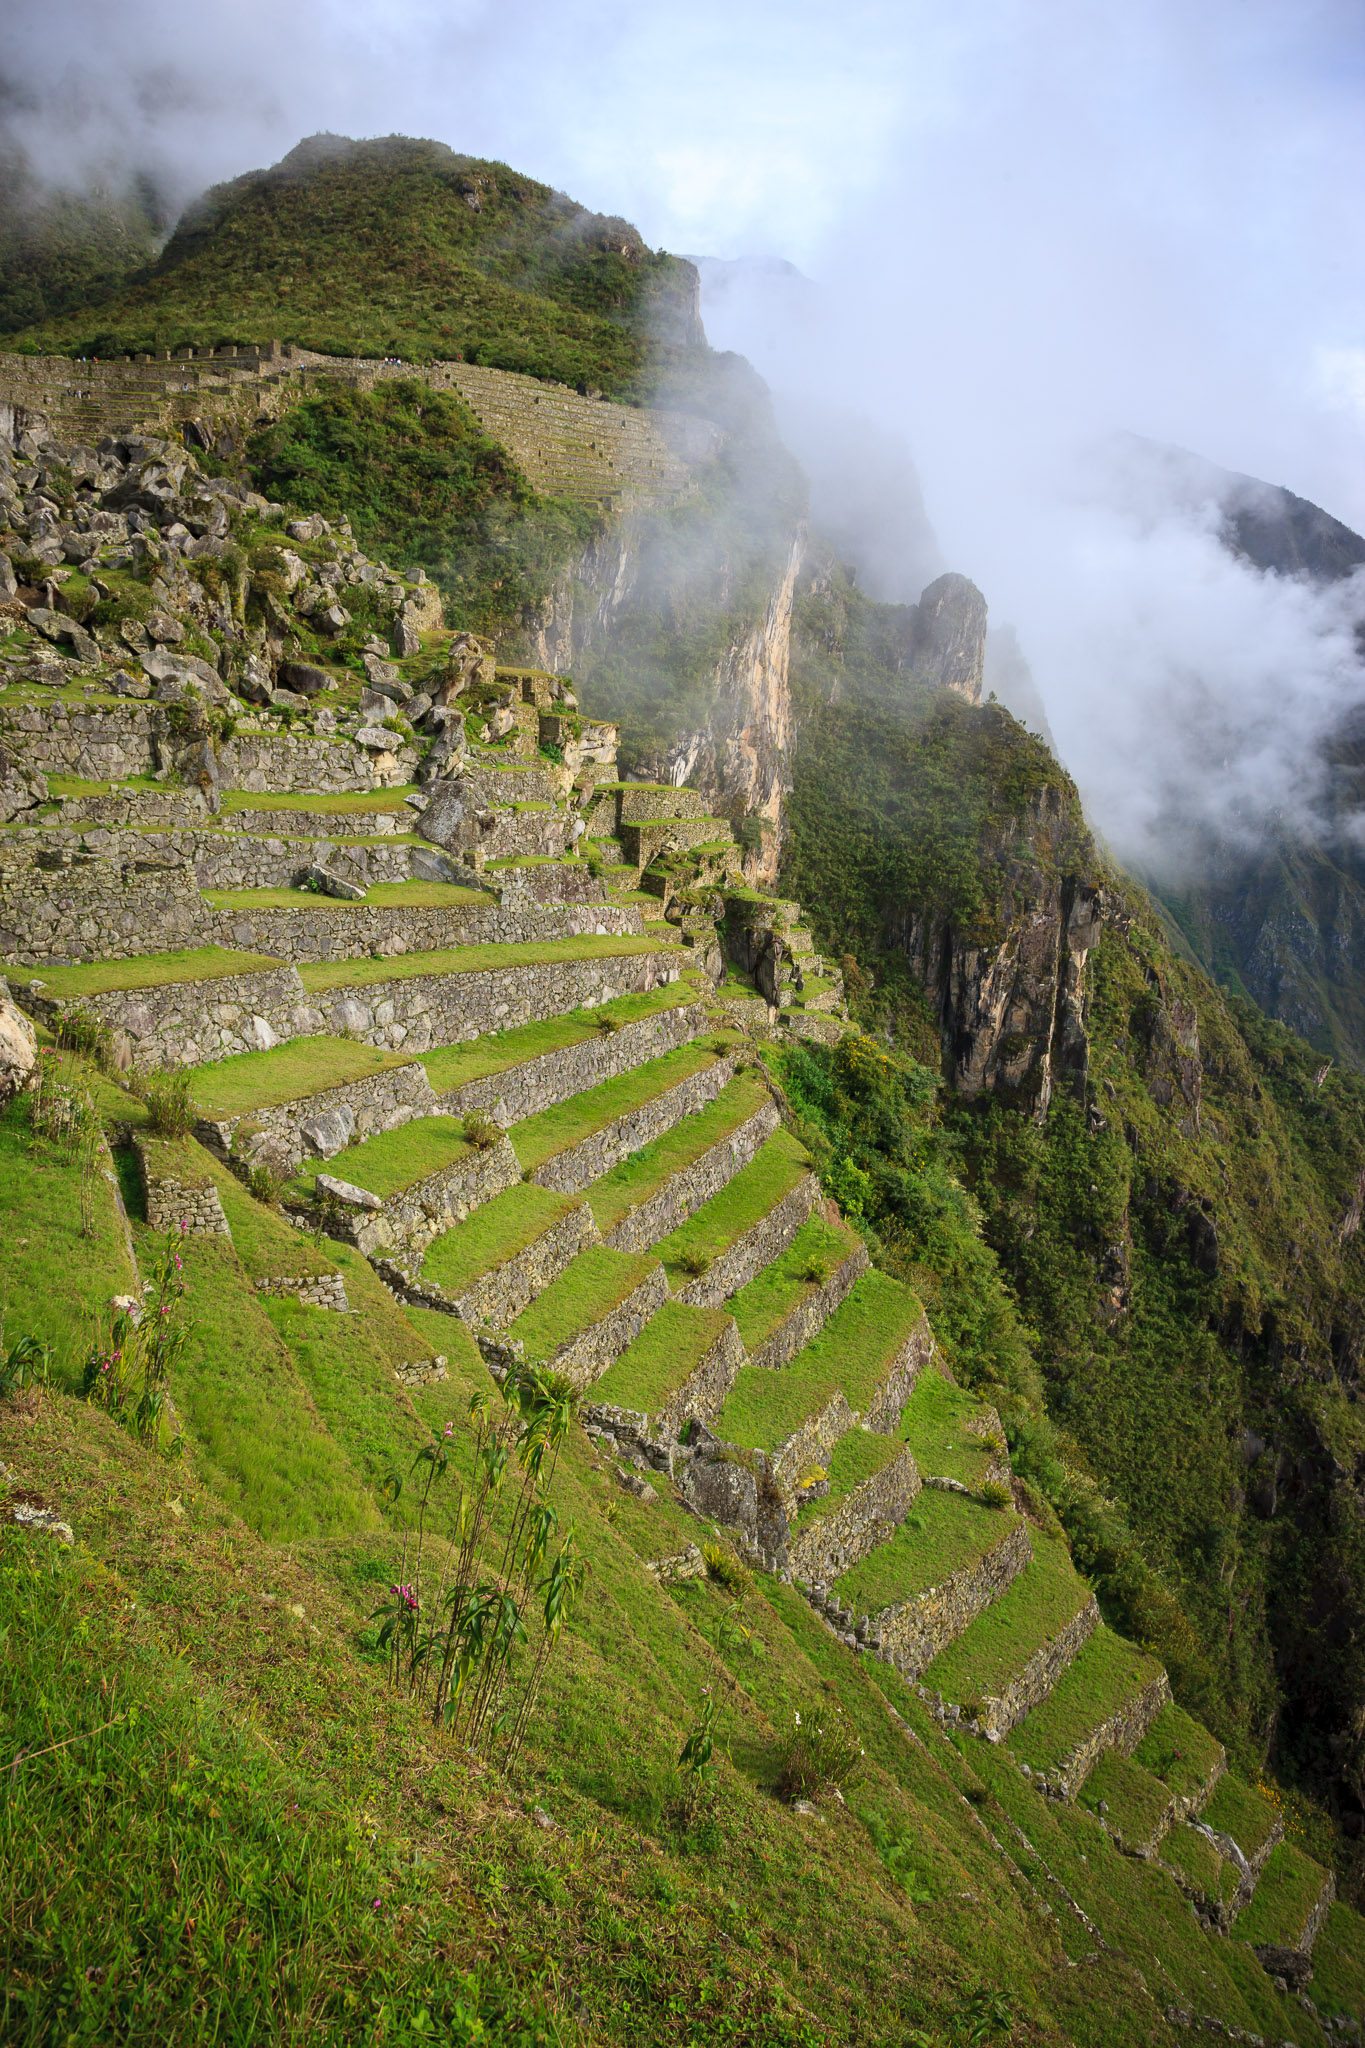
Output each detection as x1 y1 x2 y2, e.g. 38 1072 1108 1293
81 1229 191 1452
951 1988 1015 2044
372 1362 585 1767
141 1068 194 1139
702 1542 751 1601
979 1479 1012 1510
0 1334 51 1400
461 1110 500 1152
773 1700 866 1802
678 1688 716 1786
862 1811 934 1904
674 1248 712 1278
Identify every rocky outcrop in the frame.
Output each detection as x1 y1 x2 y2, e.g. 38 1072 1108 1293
0 976 37 1102
905 573 987 703
885 786 1102 1114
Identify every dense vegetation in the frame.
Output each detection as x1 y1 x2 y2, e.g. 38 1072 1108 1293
8 134 699 398
781 564 1365 1858
246 379 599 634
0 147 166 337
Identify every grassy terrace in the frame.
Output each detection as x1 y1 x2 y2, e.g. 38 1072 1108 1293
587 1067 766 1235
1234 1842 1330 1947
713 1270 920 1453
728 1213 859 1354
792 1425 902 1524
895 1368 997 1487
590 1301 733 1414
833 1489 1020 1617
297 933 661 992
420 1184 579 1298
5 947 283 996
286 1115 473 1201
1132 1701 1225 1805
1201 1773 1282 1864
921 1531 1092 1702
203 882 492 909
417 984 695 1093
1310 1904 1365 2019
1079 1750 1174 1848
1162 1823 1242 1909
653 1128 812 1289
186 1036 420 1116
1005 1626 1164 1776
509 1043 719 1174
218 789 416 814
504 1245 658 1360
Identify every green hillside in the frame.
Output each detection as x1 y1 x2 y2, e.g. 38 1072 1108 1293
8 133 699 398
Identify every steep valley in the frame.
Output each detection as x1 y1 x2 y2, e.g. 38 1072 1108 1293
3 133 1365 2048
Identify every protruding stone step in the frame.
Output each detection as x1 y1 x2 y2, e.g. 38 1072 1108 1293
832 1492 1032 1680
189 1034 438 1178
285 1115 521 1261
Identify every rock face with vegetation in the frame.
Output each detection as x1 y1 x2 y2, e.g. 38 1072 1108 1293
3 134 1365 2048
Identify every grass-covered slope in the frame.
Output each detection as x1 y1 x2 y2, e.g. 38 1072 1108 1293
9 134 697 395
778 558 1365 1864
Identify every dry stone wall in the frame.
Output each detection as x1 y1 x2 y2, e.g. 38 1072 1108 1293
673 1172 821 1307
938 1589 1101 1740
387 1200 599 1331
194 1058 438 1177
21 964 319 1070
584 1317 747 1448
135 1135 231 1238
438 1000 708 1125
10 824 422 893
209 897 643 964
530 1060 735 1196
1048 1668 1174 1801
255 1273 350 1312
769 1391 856 1510
865 1315 938 1433
603 1100 779 1252
788 1446 922 1583
874 1519 1033 1680
747 1235 870 1370
321 950 681 1055
0 848 208 964
325 1134 521 1261
545 1264 670 1390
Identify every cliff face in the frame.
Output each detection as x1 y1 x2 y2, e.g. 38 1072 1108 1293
884 793 1101 1112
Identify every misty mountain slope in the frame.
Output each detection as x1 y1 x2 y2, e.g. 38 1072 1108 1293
0 143 167 337
1121 449 1365 1068
781 560 1365 1852
6 133 700 397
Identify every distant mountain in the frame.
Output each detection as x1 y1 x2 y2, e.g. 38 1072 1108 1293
1135 449 1365 1066
0 141 167 336
4 133 703 399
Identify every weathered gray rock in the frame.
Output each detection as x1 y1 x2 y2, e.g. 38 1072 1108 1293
315 1173 382 1210
683 1452 758 1543
299 1104 357 1157
146 609 184 644
29 606 99 667
906 572 988 703
0 976 37 1102
409 844 464 886
235 655 275 706
279 661 335 698
306 862 366 901
0 553 16 601
286 515 328 542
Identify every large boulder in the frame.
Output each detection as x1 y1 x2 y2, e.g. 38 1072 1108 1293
416 781 468 850
278 661 335 698
0 979 37 1103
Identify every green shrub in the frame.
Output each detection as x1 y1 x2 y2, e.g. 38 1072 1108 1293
461 1111 501 1152
141 1070 193 1139
979 1480 1012 1511
702 1542 751 1600
773 1701 866 1801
